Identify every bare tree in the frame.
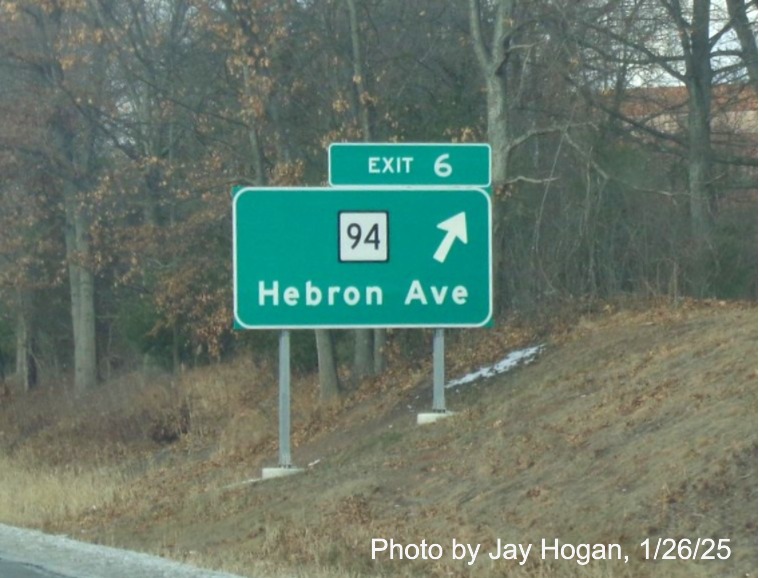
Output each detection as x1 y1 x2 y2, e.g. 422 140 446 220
0 2 106 391
725 0 758 88
561 0 754 293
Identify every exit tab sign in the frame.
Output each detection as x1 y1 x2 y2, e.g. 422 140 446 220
329 143 491 187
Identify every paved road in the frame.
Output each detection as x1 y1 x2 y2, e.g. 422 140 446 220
0 557 70 578
0 523 252 578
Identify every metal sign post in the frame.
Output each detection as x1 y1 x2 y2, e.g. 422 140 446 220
261 330 302 478
278 330 292 468
328 142 492 425
432 329 446 412
417 327 452 424
234 142 493 478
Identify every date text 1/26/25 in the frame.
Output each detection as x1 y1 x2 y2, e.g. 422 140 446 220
640 538 730 560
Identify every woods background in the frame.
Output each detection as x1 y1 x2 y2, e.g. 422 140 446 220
0 0 756 395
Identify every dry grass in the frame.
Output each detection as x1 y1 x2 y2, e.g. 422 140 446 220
0 453 129 529
0 299 755 578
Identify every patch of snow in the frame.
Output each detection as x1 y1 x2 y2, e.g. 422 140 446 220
0 523 254 578
0 347 545 577
445 345 544 389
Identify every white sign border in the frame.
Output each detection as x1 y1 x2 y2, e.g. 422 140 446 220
232 186 493 330
327 142 492 188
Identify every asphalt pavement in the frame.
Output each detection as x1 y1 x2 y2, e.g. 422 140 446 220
0 557 70 578
0 523 252 578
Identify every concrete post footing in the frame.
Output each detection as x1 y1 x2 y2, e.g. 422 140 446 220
417 411 456 425
261 466 305 480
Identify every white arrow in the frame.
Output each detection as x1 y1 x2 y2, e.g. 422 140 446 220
433 211 468 263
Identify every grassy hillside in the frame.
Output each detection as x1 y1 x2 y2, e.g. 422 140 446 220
0 300 756 578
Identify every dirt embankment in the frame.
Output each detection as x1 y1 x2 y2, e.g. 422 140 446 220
0 301 756 578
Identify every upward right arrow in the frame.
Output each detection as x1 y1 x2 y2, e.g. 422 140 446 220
433 211 468 263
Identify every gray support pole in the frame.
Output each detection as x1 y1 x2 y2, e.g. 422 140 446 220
278 329 292 467
432 328 445 412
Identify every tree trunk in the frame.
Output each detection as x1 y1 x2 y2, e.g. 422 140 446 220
346 0 372 140
725 0 758 89
486 75 511 187
346 0 382 378
687 83 712 242
64 185 98 392
316 329 341 402
487 74 510 314
14 291 36 391
172 322 181 374
373 328 386 374
469 0 514 316
352 328 373 387
684 0 714 294
242 61 267 186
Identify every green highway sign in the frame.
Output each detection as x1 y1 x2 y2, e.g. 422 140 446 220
233 187 492 329
329 143 491 187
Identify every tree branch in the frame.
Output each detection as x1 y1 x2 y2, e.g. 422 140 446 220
468 0 491 73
